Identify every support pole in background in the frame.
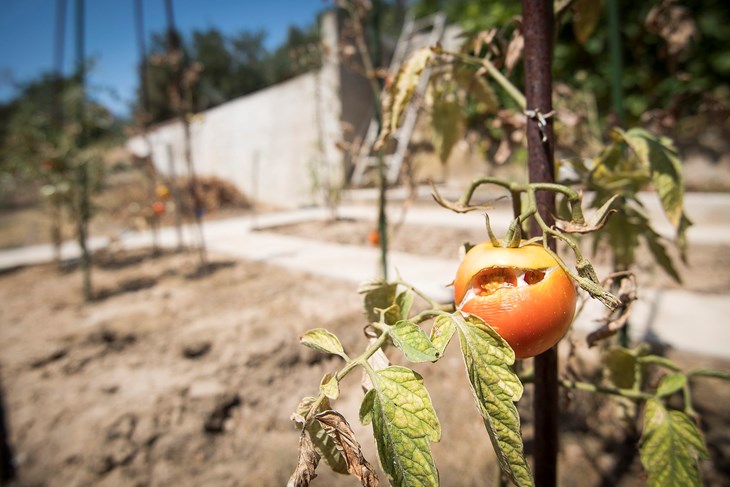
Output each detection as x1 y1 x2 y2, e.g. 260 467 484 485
521 0 559 485
74 0 93 301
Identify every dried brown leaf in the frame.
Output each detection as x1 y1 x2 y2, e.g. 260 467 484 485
504 30 524 75
315 411 379 486
287 430 321 487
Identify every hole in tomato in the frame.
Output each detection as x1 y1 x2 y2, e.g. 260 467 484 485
458 266 557 312
472 267 518 296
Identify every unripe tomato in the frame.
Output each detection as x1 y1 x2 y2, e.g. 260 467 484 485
454 242 577 359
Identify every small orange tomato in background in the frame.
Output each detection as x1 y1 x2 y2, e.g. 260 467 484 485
454 242 577 359
368 229 380 247
151 201 166 216
156 184 171 200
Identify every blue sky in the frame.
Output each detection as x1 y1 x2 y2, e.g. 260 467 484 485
0 0 330 116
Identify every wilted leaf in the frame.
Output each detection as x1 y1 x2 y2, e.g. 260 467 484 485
645 0 698 58
557 195 619 234
431 89 465 163
361 366 440 487
359 280 400 325
316 410 379 486
640 399 709 487
378 47 435 147
291 397 349 475
390 320 440 363
301 328 348 359
644 227 682 283
288 430 321 487
451 313 533 486
656 373 687 397
618 128 684 226
429 314 457 356
396 290 414 320
572 0 602 44
454 66 498 113
602 347 639 389
504 29 524 75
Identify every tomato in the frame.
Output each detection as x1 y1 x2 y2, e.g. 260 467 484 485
368 229 380 246
454 242 577 359
152 201 166 216
156 184 171 200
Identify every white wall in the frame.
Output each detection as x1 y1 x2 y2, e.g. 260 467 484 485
127 12 344 209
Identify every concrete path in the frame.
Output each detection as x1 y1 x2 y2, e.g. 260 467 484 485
1 192 729 358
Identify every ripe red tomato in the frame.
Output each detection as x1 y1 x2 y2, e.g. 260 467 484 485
454 242 577 359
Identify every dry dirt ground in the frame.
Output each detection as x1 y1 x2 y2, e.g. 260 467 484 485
0 236 729 486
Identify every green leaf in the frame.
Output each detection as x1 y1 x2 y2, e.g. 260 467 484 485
644 227 682 283
429 314 457 356
454 66 498 113
396 290 414 320
431 85 465 163
451 313 533 486
300 328 347 359
359 279 400 325
656 373 687 397
640 399 709 487
620 128 684 226
362 366 440 487
390 320 440 363
572 0 602 44
602 347 639 390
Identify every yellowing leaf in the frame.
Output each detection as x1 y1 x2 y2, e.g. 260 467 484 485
362 366 440 487
573 0 602 44
301 328 347 359
618 128 685 226
431 90 465 163
359 279 400 325
390 320 440 363
451 313 533 486
640 399 709 487
377 47 435 147
429 314 457 356
656 373 687 397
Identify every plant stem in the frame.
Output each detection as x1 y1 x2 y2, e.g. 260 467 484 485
443 51 527 109
305 329 391 423
560 379 654 401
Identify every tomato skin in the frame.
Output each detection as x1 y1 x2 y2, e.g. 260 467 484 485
454 242 577 359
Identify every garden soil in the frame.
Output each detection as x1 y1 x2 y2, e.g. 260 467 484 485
1 244 728 486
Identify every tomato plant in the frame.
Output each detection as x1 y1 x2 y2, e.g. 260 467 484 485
454 242 577 359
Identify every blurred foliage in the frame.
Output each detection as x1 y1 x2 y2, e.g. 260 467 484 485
138 24 321 124
414 0 730 133
0 73 118 188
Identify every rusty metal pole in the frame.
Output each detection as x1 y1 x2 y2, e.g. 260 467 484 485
521 0 558 485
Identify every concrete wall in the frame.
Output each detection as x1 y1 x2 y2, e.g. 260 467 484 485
127 11 346 209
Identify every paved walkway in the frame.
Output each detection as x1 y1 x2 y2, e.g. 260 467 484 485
2 192 729 358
